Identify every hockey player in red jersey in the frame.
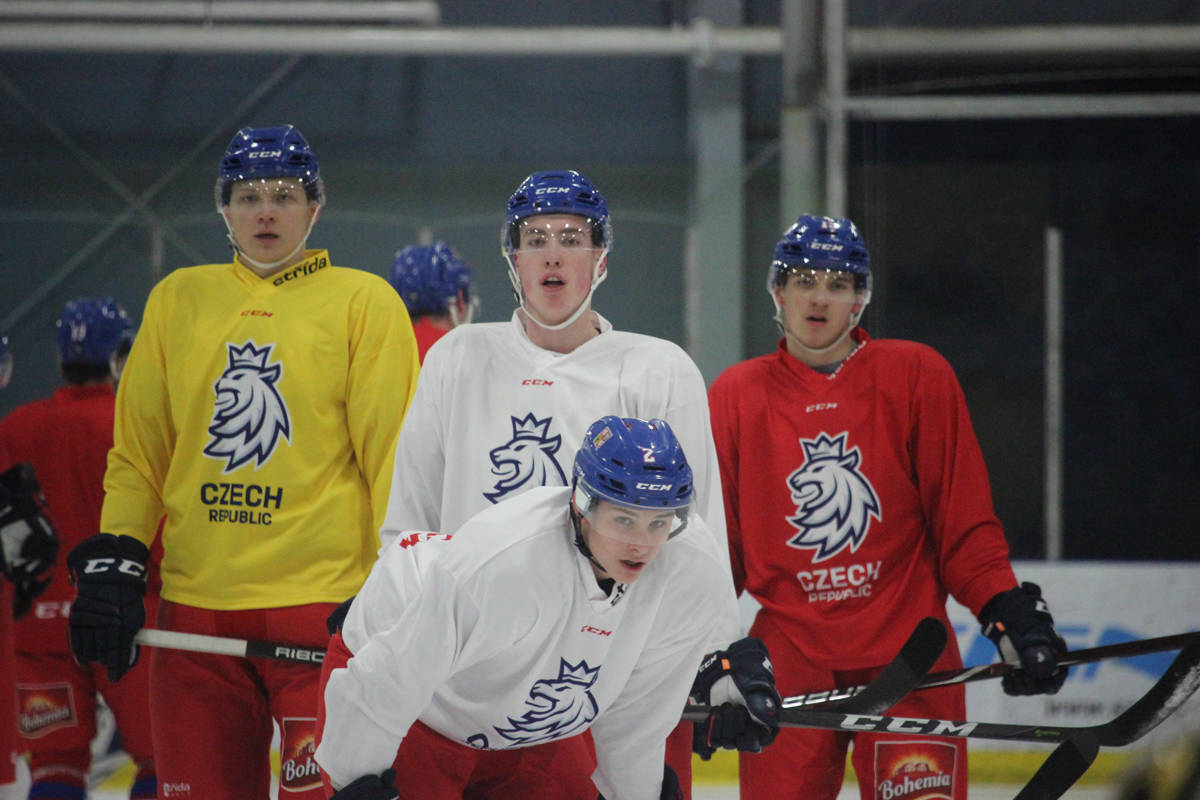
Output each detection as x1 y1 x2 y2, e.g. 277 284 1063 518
388 240 477 362
0 298 158 800
707 214 1069 799
1 333 38 795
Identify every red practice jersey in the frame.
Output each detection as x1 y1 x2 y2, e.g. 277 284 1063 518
708 330 1016 669
412 317 449 363
0 384 160 653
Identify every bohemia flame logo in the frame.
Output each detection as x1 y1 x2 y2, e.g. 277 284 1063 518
483 413 567 503
279 718 321 793
203 341 291 473
874 741 957 800
493 659 601 746
17 685 76 738
785 432 881 562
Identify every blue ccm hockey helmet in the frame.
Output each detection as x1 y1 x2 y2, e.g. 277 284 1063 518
573 416 693 523
56 297 133 367
769 214 871 292
216 124 322 207
388 241 474 318
502 170 611 257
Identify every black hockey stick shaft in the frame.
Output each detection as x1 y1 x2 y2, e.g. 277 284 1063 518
777 630 1196 708
919 630 1196 690
135 628 325 664
683 632 1200 745
1013 734 1100 800
683 616 948 724
809 616 946 714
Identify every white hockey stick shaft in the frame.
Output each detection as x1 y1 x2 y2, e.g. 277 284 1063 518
134 628 325 664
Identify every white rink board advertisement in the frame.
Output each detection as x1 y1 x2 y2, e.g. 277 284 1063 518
947 561 1200 751
738 561 1200 752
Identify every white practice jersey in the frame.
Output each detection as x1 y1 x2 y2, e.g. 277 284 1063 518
316 487 739 800
381 311 727 552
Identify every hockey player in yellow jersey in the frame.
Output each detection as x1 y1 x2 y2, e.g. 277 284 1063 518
66 125 420 800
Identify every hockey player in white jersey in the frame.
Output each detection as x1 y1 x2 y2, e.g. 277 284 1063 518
367 169 746 794
316 416 778 800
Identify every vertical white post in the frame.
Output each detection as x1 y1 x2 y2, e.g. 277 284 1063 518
1044 227 1063 561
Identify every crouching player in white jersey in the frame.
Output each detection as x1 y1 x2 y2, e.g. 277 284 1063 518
316 417 780 800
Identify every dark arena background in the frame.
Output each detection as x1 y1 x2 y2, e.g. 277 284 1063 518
2 1 1198 796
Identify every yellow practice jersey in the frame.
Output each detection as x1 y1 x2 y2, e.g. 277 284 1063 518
102 251 420 609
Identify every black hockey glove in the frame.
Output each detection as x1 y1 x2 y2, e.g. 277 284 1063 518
979 582 1068 696
689 637 781 760
67 532 149 682
330 769 399 800
0 463 60 619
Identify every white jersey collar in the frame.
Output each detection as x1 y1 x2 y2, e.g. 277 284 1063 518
508 309 613 359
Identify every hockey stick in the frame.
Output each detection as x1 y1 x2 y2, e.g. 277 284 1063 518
134 628 325 664
683 631 1200 745
133 615 948 716
777 630 1196 707
815 616 946 713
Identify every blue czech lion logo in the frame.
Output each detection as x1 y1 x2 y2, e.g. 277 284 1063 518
785 432 881 561
493 659 600 746
203 341 292 473
483 413 567 503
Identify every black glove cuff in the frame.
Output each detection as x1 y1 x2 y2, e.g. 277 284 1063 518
67 533 150 589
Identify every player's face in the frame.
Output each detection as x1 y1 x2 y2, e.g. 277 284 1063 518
581 500 675 584
774 267 863 357
223 178 318 272
512 213 605 326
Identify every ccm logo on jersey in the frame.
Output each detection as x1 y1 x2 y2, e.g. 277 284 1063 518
522 378 553 386
581 625 612 637
82 558 146 578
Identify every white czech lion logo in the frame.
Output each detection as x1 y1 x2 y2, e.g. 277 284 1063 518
785 432 881 561
493 659 600 746
483 413 567 504
203 341 292 473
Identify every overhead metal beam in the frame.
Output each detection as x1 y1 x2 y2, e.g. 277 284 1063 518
0 1 440 24
4 20 1200 62
0 22 783 57
844 93 1200 120
848 24 1200 63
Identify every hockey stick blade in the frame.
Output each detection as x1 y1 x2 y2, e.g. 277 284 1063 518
694 632 1200 744
1013 734 1099 800
135 628 326 664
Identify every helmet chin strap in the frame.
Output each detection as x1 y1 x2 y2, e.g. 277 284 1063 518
772 291 868 357
222 206 321 273
569 503 612 578
507 248 608 332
